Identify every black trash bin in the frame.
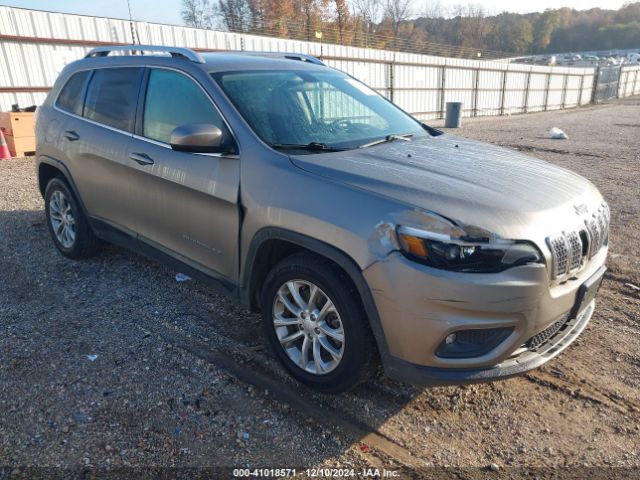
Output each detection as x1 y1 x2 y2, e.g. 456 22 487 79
445 102 463 128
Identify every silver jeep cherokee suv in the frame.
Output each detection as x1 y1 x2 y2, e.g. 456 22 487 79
36 45 609 393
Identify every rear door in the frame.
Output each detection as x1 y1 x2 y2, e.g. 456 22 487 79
126 67 241 281
58 67 144 234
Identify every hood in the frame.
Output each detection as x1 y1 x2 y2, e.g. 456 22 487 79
289 134 603 239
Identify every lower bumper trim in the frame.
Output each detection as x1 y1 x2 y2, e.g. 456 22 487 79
382 300 595 387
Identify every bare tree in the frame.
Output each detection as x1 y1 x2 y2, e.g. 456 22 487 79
353 0 380 46
219 0 250 32
181 0 214 28
422 0 445 18
353 0 380 25
294 0 326 42
333 0 350 42
384 0 412 48
451 3 491 48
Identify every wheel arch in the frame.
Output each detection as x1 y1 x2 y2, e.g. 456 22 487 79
241 227 391 358
37 156 88 216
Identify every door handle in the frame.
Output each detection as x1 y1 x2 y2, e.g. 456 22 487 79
129 152 154 166
64 130 79 141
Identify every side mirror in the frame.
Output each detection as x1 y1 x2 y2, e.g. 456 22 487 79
170 123 230 153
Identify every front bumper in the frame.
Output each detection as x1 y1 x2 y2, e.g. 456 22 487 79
382 299 595 386
363 250 606 384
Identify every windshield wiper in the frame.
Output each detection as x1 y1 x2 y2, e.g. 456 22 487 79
359 133 414 149
271 142 346 152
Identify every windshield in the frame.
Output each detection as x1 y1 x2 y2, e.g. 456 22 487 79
212 69 424 151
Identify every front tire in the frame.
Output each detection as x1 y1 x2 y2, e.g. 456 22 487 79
261 253 378 393
44 177 101 259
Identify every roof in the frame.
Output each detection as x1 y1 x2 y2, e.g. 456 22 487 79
200 52 326 72
82 45 326 72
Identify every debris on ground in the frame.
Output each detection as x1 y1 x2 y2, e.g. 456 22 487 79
549 127 568 139
86 354 98 361
175 273 192 282
625 282 640 291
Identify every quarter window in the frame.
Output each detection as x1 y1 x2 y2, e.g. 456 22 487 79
56 71 90 115
143 69 224 144
83 68 143 132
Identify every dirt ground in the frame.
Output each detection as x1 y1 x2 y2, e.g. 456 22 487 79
1 98 639 479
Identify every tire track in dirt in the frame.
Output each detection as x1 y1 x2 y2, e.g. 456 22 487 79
154 304 640 445
525 370 640 414
138 322 427 470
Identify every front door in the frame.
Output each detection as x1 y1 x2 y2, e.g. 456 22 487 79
126 67 240 281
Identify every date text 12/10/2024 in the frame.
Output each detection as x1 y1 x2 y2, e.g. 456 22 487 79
232 468 401 477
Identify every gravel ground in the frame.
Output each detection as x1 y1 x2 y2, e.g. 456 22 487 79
1 98 639 479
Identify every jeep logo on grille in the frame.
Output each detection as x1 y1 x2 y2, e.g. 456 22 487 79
574 203 588 215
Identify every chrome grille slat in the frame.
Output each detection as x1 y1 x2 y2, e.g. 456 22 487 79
547 202 609 280
566 231 582 271
596 214 607 249
587 219 600 257
548 234 569 277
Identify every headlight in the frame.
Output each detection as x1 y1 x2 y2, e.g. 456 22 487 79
396 225 543 273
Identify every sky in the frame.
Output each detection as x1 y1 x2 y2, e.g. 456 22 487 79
1 0 630 26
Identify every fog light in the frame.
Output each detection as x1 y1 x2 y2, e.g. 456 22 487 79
436 327 514 359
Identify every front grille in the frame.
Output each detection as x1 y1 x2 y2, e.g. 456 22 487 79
547 202 609 280
525 313 570 350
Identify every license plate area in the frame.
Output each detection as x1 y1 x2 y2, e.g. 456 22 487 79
569 266 606 319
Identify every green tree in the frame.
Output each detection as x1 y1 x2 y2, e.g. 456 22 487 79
488 14 534 54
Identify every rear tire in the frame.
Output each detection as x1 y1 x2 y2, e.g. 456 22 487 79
44 177 101 259
260 252 378 393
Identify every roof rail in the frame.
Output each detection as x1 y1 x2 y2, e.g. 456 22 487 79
233 51 325 65
85 45 205 64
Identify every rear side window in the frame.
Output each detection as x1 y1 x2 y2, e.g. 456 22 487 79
56 71 90 115
84 68 142 132
143 69 224 144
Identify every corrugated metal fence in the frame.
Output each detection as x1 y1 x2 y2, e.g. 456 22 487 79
618 65 640 98
1 6 639 116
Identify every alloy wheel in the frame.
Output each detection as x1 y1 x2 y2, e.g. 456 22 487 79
49 190 76 248
272 279 345 375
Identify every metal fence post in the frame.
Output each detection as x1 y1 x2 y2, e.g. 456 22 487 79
634 69 640 95
591 66 600 104
439 64 446 119
523 69 531 113
560 74 568 109
472 68 480 117
617 68 624 98
499 68 508 116
578 74 585 106
386 61 394 103
543 72 552 111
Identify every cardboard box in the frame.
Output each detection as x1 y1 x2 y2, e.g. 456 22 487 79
6 134 36 157
0 112 35 138
1 111 36 157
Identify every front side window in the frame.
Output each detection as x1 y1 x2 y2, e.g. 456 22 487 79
83 67 143 132
143 69 224 144
213 69 424 150
56 70 90 115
